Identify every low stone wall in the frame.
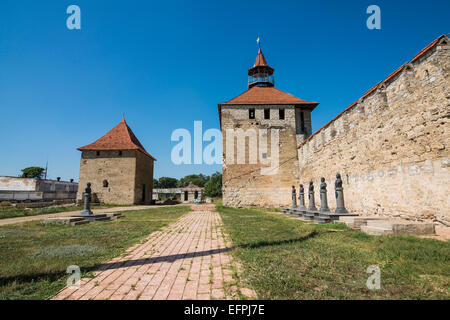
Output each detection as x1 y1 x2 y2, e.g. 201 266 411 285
297 36 449 221
0 191 77 202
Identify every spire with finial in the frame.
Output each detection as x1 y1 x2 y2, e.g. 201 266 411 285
248 39 275 88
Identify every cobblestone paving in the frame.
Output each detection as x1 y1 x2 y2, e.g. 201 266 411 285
52 206 256 300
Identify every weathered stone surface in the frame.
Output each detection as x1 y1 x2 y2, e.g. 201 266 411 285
297 39 450 221
104 212 123 220
367 220 435 235
222 105 312 208
220 36 449 221
77 150 154 205
360 225 394 236
43 217 87 226
339 216 388 230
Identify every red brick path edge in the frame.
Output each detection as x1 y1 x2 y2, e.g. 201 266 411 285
52 207 256 300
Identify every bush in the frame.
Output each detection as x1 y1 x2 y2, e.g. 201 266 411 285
0 201 12 207
204 172 222 198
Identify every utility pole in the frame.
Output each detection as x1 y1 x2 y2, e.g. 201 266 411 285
44 160 48 180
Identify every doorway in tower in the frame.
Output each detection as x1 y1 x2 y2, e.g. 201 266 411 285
184 191 188 201
142 184 146 203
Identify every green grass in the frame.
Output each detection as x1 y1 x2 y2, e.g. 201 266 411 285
0 204 126 220
217 205 450 300
0 205 190 300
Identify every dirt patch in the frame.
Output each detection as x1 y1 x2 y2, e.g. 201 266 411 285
191 204 216 211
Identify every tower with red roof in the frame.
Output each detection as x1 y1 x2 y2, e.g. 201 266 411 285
76 117 156 204
219 47 319 208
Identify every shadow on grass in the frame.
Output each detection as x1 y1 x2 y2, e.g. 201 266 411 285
0 231 323 289
0 270 68 288
237 231 319 249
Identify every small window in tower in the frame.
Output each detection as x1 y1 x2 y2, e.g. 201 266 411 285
249 108 255 119
279 109 285 120
264 108 270 119
118 151 122 156
96 151 100 156
103 180 109 188
300 111 305 133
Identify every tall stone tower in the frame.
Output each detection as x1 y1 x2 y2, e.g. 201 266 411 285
218 47 318 208
77 118 155 205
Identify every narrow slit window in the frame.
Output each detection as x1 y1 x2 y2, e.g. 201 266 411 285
300 111 305 133
249 108 255 119
264 108 270 119
279 109 285 120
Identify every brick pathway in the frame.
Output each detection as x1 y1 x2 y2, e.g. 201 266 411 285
52 207 256 300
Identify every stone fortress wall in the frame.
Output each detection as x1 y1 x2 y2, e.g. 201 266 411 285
77 150 137 204
221 105 311 207
134 149 154 204
297 35 449 221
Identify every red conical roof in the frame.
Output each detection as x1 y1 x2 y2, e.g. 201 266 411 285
77 118 156 160
248 48 274 76
254 48 268 67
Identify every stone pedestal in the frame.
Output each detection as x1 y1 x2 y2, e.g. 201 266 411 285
307 180 318 214
80 183 93 216
298 184 307 211
319 178 330 213
291 186 298 209
334 173 349 214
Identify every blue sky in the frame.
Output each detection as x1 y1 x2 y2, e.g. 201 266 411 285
0 0 448 180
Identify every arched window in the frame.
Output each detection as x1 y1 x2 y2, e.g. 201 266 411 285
103 180 109 188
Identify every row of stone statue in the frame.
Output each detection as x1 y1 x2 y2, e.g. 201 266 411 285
291 173 348 214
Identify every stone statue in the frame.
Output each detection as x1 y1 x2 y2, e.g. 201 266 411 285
308 180 317 211
319 177 330 212
298 184 307 211
291 186 298 209
335 174 342 193
85 182 92 194
81 182 93 216
320 178 326 192
334 173 348 214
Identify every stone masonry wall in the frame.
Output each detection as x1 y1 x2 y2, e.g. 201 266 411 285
297 41 450 221
222 105 311 207
77 150 137 204
134 150 154 204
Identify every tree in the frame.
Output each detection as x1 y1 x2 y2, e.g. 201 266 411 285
20 167 45 179
154 177 178 189
204 172 222 198
177 174 209 188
